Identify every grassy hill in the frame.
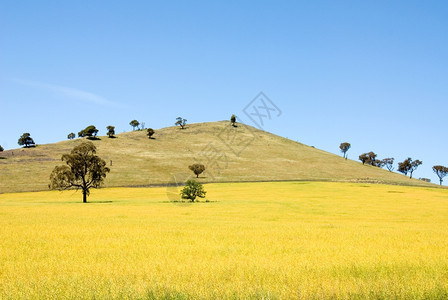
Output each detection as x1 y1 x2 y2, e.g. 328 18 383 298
0 121 435 193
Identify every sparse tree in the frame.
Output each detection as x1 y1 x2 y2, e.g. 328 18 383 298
67 133 76 140
339 142 351 160
180 180 206 202
359 153 369 165
398 158 422 178
130 120 140 131
147 128 155 139
140 122 145 130
175 117 187 129
49 142 110 203
18 133 35 148
189 163 206 178
230 114 237 127
382 158 394 172
78 125 98 139
433 165 448 185
107 126 115 138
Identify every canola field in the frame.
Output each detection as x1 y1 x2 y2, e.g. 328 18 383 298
0 182 447 299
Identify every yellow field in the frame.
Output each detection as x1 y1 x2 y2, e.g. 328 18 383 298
0 182 447 299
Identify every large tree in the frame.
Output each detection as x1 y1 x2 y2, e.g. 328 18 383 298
189 163 206 178
433 165 448 185
180 180 206 202
49 142 110 203
78 125 99 139
359 153 369 165
175 117 187 129
107 126 115 138
18 133 35 148
398 158 422 178
130 120 140 131
339 142 351 160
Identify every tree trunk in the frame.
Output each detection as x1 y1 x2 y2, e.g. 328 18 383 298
83 190 87 203
440 179 443 186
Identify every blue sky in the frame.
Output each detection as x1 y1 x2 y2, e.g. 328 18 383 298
1 1 447 183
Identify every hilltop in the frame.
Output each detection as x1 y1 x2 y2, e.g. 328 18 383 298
0 121 435 193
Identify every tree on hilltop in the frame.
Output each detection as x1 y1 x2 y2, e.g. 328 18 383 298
67 133 76 140
130 120 140 131
147 128 155 139
49 142 110 203
339 142 351 160
382 158 394 172
433 165 448 185
189 163 206 178
107 126 115 138
230 114 237 127
175 117 187 129
359 153 369 165
18 133 35 148
78 125 99 139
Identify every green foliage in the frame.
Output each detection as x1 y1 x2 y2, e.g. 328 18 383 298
180 180 206 202
189 163 206 178
432 165 448 185
78 125 99 139
130 120 140 131
18 133 35 148
339 142 351 159
175 117 187 129
398 158 422 178
67 133 76 140
230 114 237 127
147 128 155 139
107 126 115 138
382 158 394 172
358 153 369 165
49 142 110 203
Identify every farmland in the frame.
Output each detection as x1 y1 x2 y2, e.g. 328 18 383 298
1 182 447 299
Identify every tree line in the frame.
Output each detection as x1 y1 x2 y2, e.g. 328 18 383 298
339 142 447 185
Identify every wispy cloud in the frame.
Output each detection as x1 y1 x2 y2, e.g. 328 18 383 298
12 79 123 107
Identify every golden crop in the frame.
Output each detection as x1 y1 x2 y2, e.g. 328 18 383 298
0 182 447 299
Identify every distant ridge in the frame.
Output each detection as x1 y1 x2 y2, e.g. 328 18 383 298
0 121 435 193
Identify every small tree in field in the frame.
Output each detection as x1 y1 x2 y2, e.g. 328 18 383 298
339 142 351 160
189 163 205 178
0 145 4 152
175 117 187 129
67 133 76 140
130 120 140 131
433 165 448 185
230 114 237 127
147 128 155 139
78 125 99 139
49 142 110 203
18 133 35 148
180 180 206 202
107 126 115 138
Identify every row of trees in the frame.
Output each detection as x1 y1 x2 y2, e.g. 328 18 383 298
339 142 447 185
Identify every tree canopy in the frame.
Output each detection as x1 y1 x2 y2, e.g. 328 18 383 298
18 133 35 148
398 158 422 178
180 180 206 202
130 120 140 131
147 128 155 139
49 142 110 203
67 133 76 140
107 126 115 138
230 114 237 127
78 125 99 139
189 163 206 178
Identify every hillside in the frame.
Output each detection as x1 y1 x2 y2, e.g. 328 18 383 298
0 121 435 193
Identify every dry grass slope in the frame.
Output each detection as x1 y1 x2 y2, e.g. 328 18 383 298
0 121 435 193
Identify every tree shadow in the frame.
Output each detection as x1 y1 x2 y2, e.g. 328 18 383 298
108 136 117 139
87 137 101 141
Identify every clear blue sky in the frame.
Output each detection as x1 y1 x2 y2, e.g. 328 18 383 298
1 1 447 183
